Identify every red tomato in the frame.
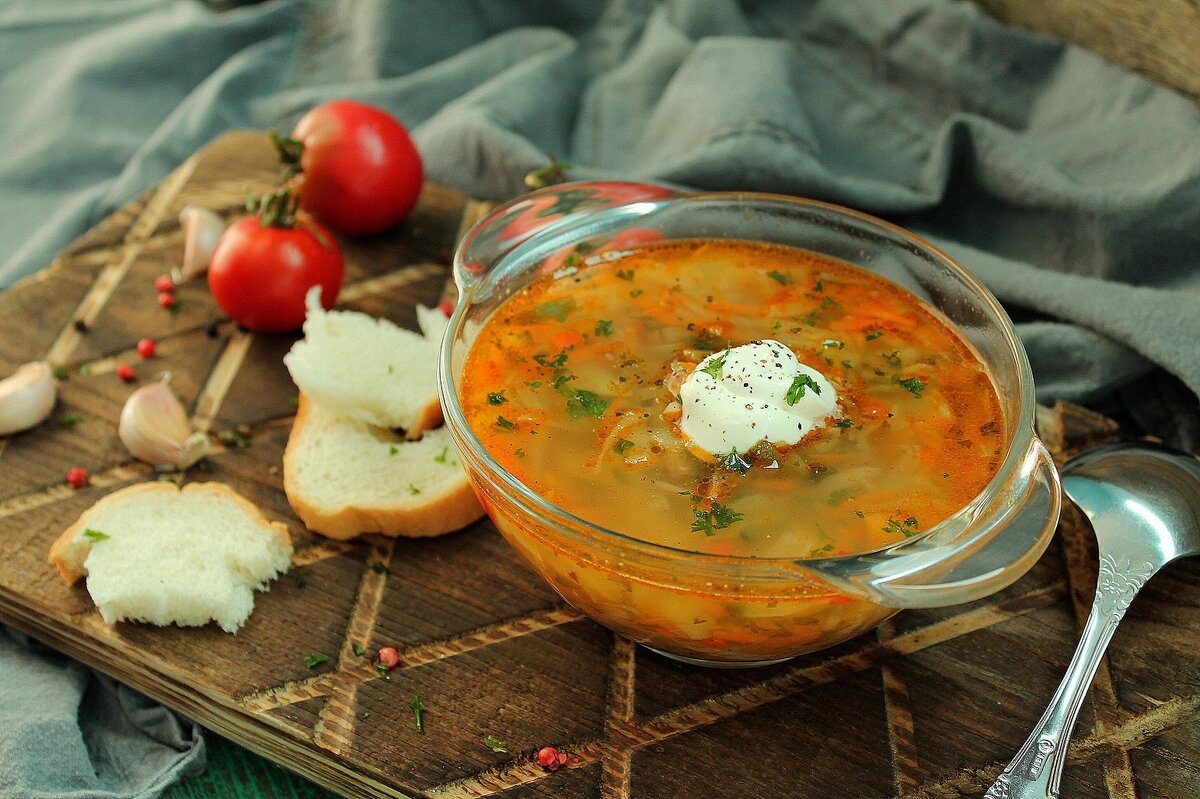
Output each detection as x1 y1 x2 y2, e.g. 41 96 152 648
208 216 343 332
289 100 424 235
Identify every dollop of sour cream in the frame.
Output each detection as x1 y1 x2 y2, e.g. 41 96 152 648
679 339 839 455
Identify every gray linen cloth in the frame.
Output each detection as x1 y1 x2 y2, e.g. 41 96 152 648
0 0 1197 796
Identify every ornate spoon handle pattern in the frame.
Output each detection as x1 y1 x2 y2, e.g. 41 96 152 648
984 554 1157 799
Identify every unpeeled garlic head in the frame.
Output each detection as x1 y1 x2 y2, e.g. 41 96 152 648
119 381 210 470
0 361 56 436
178 205 225 282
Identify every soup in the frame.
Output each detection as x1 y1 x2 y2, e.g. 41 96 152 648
457 237 1007 663
461 239 1003 558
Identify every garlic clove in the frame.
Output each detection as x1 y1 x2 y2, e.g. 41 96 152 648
119 381 211 470
0 361 57 436
178 205 225 282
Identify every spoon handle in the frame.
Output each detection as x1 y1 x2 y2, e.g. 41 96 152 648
985 554 1156 799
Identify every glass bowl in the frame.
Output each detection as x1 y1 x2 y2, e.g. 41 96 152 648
438 182 1061 667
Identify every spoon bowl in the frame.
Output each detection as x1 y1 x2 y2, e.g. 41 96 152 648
1062 442 1200 565
986 440 1200 799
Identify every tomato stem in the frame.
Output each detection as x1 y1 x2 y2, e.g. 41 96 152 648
248 187 300 229
269 129 304 181
524 154 573 190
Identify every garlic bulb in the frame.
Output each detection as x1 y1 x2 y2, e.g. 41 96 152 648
118 381 210 470
0 361 56 435
178 205 225 282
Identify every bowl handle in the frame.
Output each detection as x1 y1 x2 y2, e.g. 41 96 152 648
453 180 680 294
811 435 1062 609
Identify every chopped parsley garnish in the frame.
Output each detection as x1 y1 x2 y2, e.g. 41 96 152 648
389 445 399 456
897 376 927 398
884 518 922 538
820 296 840 309
785 373 821 405
375 663 392 679
409 695 426 734
552 372 577 390
484 734 508 753
854 510 865 519
562 252 582 269
766 270 791 285
827 486 854 506
533 350 569 369
865 330 884 341
882 351 902 367
217 430 252 448
629 289 643 298
719 448 751 476
409 484 421 495
614 438 635 455
699 353 727 380
495 415 517 430
525 380 542 389
434 446 450 463
821 339 844 351
514 448 526 458
595 319 614 336
57 413 84 426
813 279 824 292
370 563 391 575
304 653 329 669
352 643 365 657
691 502 745 536
487 391 508 405
292 566 310 588
616 269 635 281
83 528 109 542
834 418 854 429
534 298 576 321
565 389 609 419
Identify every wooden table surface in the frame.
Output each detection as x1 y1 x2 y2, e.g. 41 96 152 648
0 130 1197 799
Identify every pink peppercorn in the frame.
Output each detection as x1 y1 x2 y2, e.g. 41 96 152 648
536 746 568 770
66 467 89 489
378 647 399 669
136 338 157 358
158 291 176 309
437 300 454 317
116 363 137 382
154 275 174 293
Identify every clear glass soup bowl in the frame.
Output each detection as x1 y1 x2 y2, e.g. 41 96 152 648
438 181 1061 667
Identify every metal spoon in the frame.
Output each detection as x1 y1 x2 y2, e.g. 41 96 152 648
985 440 1200 799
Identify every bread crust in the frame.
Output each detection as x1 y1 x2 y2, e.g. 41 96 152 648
47 481 291 585
284 395 483 539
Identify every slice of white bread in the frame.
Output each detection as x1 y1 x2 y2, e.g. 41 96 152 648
282 289 449 436
284 395 483 539
48 481 293 633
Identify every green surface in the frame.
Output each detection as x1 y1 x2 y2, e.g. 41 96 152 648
163 730 338 799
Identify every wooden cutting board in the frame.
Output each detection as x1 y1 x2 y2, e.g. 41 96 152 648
0 131 1196 799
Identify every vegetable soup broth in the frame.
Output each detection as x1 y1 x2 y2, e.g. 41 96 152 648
461 239 1005 658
